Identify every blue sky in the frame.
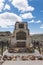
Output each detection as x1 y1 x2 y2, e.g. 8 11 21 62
0 0 43 34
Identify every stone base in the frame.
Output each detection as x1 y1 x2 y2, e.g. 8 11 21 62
8 47 34 53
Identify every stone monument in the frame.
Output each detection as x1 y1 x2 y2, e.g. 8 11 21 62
8 22 33 53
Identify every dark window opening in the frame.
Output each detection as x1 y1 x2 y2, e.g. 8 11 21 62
16 31 26 40
19 24 24 28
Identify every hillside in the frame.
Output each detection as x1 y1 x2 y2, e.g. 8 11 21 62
31 34 43 45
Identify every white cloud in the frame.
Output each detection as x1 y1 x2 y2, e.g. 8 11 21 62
0 12 22 28
28 19 41 23
0 0 34 13
11 0 34 12
0 0 11 11
0 0 34 12
20 12 34 19
26 6 34 12
30 32 42 35
0 0 4 12
36 20 41 23
28 20 34 23
40 24 43 29
4 4 10 10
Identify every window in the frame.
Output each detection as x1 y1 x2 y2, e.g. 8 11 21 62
19 24 24 28
16 31 26 40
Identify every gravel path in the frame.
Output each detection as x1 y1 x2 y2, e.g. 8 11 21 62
2 61 43 65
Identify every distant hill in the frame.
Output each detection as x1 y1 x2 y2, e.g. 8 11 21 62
31 34 43 45
0 31 11 41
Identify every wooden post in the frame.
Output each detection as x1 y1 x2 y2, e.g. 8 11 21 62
1 41 3 56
